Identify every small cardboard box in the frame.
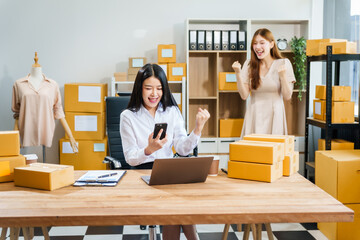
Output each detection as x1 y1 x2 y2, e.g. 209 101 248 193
229 140 284 164
313 99 326 120
228 160 283 183
128 67 141 75
172 93 182 113
319 41 357 55
0 155 26 182
283 151 299 176
65 112 105 140
168 63 186 81
243 134 295 156
129 57 146 68
318 204 360 240
306 39 347 56
157 63 168 76
219 72 237 91
158 44 176 63
0 161 10 177
64 83 107 113
315 150 360 203
127 74 137 82
313 100 354 123
0 131 20 157
114 72 127 82
59 137 108 170
318 139 354 151
315 85 351 101
14 163 74 191
220 119 244 138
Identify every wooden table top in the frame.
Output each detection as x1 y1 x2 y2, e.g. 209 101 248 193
0 171 353 227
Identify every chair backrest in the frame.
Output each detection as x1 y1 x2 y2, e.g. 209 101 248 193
106 96 131 169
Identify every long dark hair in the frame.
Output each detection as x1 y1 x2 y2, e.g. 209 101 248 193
249 28 283 90
127 63 178 112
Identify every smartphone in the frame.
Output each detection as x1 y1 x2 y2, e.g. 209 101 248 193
153 123 167 140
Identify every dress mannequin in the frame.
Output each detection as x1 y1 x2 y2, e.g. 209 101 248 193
13 52 78 153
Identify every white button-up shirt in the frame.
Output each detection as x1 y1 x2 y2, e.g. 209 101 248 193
120 104 200 166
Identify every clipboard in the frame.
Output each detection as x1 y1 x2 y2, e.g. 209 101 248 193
74 170 126 187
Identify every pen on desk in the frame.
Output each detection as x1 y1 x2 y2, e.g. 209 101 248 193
98 173 118 178
221 168 228 174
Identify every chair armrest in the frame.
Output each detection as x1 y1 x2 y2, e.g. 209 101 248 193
103 156 122 169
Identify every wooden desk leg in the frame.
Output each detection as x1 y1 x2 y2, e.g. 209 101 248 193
0 227 8 240
221 224 230 240
30 227 34 239
22 227 31 240
237 224 242 232
255 223 262 240
265 223 274 240
242 224 250 240
10 227 20 240
41 227 50 240
251 224 257 240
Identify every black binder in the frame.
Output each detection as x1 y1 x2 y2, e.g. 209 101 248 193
238 31 246 50
221 31 229 50
205 30 213 50
213 31 221 50
197 30 205 50
189 30 197 50
229 31 237 50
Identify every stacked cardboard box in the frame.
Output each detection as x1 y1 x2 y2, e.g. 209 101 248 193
313 85 354 123
306 39 357 56
318 139 354 150
61 83 108 170
128 57 147 82
219 118 244 138
157 44 185 112
243 134 299 177
0 131 26 182
316 150 360 239
219 72 237 91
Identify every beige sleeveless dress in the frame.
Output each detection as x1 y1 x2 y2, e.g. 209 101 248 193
240 58 296 139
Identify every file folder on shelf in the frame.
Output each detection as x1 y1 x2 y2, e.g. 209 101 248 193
230 31 237 50
213 31 221 50
197 30 205 50
189 30 197 50
238 31 246 50
221 31 229 50
206 30 213 50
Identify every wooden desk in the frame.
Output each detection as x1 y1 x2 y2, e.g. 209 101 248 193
0 171 353 227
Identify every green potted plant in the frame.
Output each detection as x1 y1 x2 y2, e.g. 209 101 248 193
290 36 307 100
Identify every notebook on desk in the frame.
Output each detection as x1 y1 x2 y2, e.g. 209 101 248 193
74 170 126 187
141 156 213 186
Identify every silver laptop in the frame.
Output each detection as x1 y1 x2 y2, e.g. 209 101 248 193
141 156 214 185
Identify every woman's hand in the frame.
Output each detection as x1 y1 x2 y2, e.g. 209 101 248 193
194 108 210 136
69 136 79 153
144 130 168 155
232 61 242 73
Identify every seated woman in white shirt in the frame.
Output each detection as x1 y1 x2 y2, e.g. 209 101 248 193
120 63 210 240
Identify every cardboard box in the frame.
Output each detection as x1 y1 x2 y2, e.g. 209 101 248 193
59 138 108 170
0 161 10 177
128 67 141 75
172 93 182 113
315 85 351 101
220 119 244 138
283 151 299 176
243 134 295 156
0 131 20 157
14 163 74 191
127 74 137 82
129 57 146 68
64 83 107 113
313 100 355 123
315 150 360 203
229 140 284 164
168 63 186 81
219 72 237 91
158 44 176 63
306 39 347 56
65 112 105 140
0 155 26 182
158 63 168 76
318 139 354 150
319 41 357 55
228 160 283 182
114 72 127 82
318 204 360 240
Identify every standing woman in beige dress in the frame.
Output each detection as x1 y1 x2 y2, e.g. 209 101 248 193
232 28 296 138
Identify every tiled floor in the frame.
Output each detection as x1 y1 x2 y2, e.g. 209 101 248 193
1 223 328 240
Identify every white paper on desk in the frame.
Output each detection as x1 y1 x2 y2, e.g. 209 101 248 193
226 74 236 83
315 102 321 115
78 86 101 103
76 170 126 183
75 115 97 131
162 49 173 58
172 67 183 76
62 141 78 154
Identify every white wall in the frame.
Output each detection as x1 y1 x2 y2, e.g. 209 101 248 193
0 0 319 163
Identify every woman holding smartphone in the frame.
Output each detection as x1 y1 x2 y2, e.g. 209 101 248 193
120 63 210 240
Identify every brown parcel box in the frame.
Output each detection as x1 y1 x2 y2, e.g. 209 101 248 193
64 83 107 113
0 131 20 157
65 112 105 140
129 57 147 68
0 155 26 182
219 119 244 138
219 72 237 91
158 44 176 63
306 39 347 56
315 85 351 101
114 72 127 82
319 41 357 55
14 163 74 191
168 63 186 81
318 139 354 150
313 100 355 123
243 134 295 156
315 150 360 204
283 151 299 176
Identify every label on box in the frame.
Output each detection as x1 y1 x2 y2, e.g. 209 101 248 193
93 143 105 152
62 142 76 154
172 67 183 76
226 74 236 83
315 102 322 115
132 59 144 68
78 86 101 103
162 49 173 58
75 116 98 132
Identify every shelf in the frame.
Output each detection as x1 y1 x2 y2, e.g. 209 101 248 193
189 50 247 53
219 90 239 93
305 162 315 169
306 118 359 129
189 96 217 100
307 53 360 62
114 81 135 84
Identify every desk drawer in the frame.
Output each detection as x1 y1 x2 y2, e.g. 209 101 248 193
218 138 239 153
198 138 218 154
